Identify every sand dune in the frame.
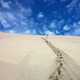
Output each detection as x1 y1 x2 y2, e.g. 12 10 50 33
0 32 80 80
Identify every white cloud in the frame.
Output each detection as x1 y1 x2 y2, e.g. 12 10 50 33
66 0 78 13
8 30 15 33
55 30 60 34
17 2 32 17
32 29 37 35
0 19 11 28
24 8 32 17
66 0 78 8
45 30 55 35
78 21 80 25
49 21 56 28
63 25 70 31
1 0 10 9
37 12 44 18
24 30 31 34
74 28 80 35
0 1 33 30
6 12 16 20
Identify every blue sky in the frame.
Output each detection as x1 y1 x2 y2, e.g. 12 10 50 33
0 0 80 35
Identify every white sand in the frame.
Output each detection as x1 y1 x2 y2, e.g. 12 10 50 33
0 32 80 80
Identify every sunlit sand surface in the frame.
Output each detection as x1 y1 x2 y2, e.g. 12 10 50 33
0 32 80 80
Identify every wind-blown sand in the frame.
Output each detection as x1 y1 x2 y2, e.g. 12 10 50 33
0 32 80 80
